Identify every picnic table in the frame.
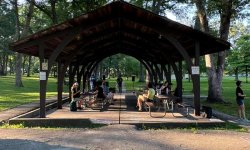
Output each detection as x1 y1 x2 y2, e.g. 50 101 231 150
144 94 175 118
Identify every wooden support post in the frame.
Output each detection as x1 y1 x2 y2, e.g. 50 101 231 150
178 61 183 100
39 43 47 118
57 61 63 109
193 41 200 116
68 65 73 101
167 64 171 82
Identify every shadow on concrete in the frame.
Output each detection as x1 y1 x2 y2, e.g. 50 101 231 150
0 139 79 150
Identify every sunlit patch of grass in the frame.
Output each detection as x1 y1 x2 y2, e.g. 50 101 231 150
0 122 106 129
0 123 25 129
0 75 69 111
224 122 248 132
137 121 248 132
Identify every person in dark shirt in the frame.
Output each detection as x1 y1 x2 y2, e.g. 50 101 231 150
96 85 106 99
117 75 123 93
235 80 247 120
89 84 106 107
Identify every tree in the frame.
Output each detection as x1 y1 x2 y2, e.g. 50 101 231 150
0 0 16 76
194 0 250 102
228 34 250 81
12 0 23 87
98 54 141 80
12 0 34 87
226 22 249 78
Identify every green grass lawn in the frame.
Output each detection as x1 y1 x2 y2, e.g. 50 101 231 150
0 75 68 111
201 77 250 119
0 75 249 119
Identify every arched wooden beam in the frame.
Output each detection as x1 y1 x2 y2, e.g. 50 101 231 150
154 63 162 84
84 61 99 90
170 61 183 101
166 36 200 116
57 59 63 109
38 29 79 118
47 29 80 76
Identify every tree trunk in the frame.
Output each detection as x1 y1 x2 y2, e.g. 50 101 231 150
0 60 3 75
4 54 8 75
13 0 34 86
22 55 26 75
9 57 13 75
152 0 161 14
139 62 144 82
195 0 232 102
146 70 150 84
0 54 7 76
13 0 23 87
215 0 232 101
15 53 23 87
33 0 58 24
27 55 32 77
50 0 58 24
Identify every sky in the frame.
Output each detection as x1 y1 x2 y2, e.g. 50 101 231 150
165 10 177 21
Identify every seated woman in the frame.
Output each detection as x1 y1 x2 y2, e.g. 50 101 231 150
136 82 155 111
89 84 106 107
71 82 83 110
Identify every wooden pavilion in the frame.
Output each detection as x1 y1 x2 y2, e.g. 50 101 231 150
10 1 230 118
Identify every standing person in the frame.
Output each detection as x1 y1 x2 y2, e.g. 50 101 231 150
70 82 83 111
235 80 247 120
136 82 155 111
117 75 123 93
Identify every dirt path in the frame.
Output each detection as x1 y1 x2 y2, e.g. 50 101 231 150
0 124 249 150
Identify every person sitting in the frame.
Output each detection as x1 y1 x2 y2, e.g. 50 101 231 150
71 82 83 110
160 81 172 95
136 82 155 111
160 81 168 95
107 92 115 105
89 84 106 107
106 87 115 105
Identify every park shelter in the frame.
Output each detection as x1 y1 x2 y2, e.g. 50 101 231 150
10 1 230 118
